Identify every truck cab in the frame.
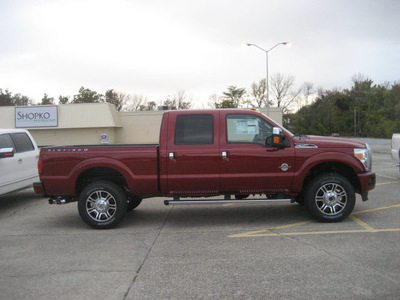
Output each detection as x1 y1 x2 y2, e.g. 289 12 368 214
159 110 295 196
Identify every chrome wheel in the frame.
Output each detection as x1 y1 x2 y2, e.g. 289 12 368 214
315 183 347 216
78 181 127 229
86 190 117 222
305 174 355 222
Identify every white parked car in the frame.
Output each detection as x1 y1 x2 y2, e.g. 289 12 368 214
0 129 39 197
392 133 400 171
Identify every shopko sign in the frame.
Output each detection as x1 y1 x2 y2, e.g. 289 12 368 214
15 106 58 128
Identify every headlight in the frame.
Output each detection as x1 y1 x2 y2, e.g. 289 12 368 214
354 144 372 171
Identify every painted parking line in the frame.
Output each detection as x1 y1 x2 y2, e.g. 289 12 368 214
352 204 400 215
229 221 313 238
349 215 377 232
229 228 400 238
376 173 399 180
376 181 399 186
375 173 400 186
229 204 400 238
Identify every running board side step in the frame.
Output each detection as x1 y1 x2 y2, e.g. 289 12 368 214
164 198 294 205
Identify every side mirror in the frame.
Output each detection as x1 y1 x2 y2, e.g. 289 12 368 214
271 127 286 148
0 148 14 158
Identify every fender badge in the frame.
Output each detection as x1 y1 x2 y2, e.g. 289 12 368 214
279 163 291 172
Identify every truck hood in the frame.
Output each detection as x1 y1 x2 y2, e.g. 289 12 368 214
294 135 367 149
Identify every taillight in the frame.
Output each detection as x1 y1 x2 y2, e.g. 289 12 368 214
38 157 42 174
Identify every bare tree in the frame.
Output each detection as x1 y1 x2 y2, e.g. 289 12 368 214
297 82 316 109
139 101 157 111
208 93 222 109
126 94 148 111
351 73 371 86
175 90 192 110
163 90 192 110
105 89 128 111
250 79 267 107
270 73 301 113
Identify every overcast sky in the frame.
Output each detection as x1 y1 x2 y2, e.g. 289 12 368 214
1 0 399 107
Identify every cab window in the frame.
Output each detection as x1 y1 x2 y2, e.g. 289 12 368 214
226 114 272 146
175 114 214 145
0 134 15 149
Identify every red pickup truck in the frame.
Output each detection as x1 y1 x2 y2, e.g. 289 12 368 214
34 109 376 229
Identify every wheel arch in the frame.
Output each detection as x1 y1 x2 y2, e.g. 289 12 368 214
68 157 137 196
301 161 361 194
75 166 129 196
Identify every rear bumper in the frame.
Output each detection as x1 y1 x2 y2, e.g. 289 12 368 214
33 182 45 195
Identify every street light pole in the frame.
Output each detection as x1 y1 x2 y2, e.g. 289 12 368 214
246 42 291 116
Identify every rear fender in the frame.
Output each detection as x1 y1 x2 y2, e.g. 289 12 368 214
41 157 136 196
71 157 136 191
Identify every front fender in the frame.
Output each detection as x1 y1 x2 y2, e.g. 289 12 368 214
292 151 365 192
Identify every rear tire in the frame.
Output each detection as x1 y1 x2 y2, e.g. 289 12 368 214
304 173 355 222
127 196 143 211
78 181 127 229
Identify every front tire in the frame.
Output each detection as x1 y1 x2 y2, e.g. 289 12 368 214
304 174 355 222
78 181 127 229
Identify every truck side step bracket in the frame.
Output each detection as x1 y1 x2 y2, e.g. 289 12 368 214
164 198 293 206
48 197 74 205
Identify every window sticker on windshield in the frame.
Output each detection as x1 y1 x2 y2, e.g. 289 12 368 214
234 120 259 135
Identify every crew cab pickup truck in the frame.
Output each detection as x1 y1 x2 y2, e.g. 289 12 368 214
34 109 376 229
0 129 39 197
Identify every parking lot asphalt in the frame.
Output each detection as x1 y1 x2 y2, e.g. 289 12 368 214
0 138 399 300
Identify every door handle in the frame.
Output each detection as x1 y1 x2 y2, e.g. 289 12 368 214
17 158 23 163
169 152 175 160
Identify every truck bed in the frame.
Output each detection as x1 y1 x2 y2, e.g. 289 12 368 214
39 144 160 196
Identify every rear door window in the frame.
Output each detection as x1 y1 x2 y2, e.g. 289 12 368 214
174 114 214 145
11 133 35 153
